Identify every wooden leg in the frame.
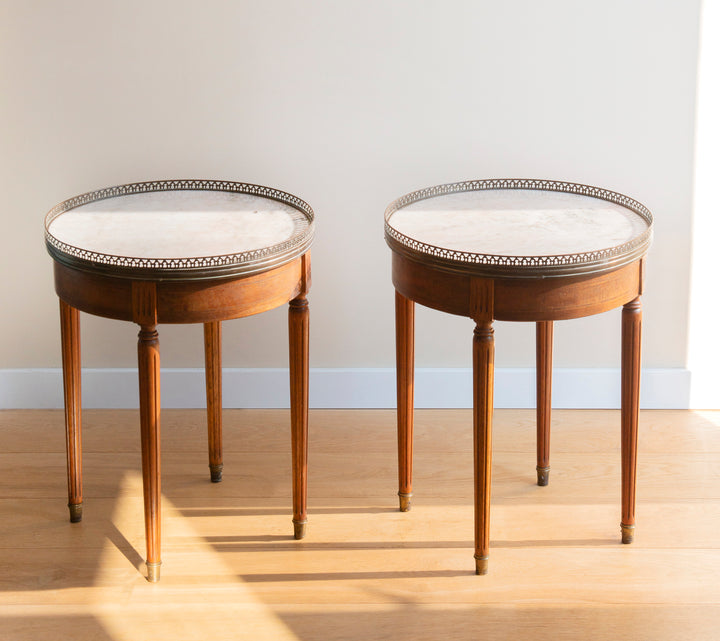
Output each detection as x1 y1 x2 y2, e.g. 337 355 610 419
621 297 642 544
138 324 162 582
289 295 309 539
536 321 553 486
204 322 223 483
60 300 83 523
395 291 415 512
473 320 494 575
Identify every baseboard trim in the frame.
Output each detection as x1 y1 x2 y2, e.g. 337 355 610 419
0 367 690 409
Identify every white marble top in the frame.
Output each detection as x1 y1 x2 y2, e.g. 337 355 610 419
45 181 314 278
388 189 648 257
48 190 300 258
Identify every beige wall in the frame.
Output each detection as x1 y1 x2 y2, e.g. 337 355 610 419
0 1 699 374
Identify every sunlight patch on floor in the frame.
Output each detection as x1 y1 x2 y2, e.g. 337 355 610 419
93 471 300 641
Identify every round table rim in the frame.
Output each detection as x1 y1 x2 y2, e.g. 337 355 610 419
384 178 652 278
45 179 315 281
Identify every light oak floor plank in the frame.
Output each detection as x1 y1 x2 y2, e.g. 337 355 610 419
0 409 718 640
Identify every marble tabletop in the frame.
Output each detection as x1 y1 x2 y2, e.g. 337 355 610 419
385 179 652 277
45 180 314 280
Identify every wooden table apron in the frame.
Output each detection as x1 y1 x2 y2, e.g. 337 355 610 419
391 250 644 574
54 254 310 324
53 252 311 582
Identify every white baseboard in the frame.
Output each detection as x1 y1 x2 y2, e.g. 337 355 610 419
0 367 690 409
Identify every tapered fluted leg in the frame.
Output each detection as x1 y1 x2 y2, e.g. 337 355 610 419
289 295 309 539
138 324 161 582
395 291 415 512
621 298 642 544
536 321 553 486
204 322 223 483
60 300 83 523
473 321 494 575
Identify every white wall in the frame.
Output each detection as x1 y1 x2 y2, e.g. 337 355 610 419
688 0 720 408
0 1 701 407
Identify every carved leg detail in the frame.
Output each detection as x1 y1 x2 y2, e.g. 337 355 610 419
138 324 162 581
473 321 494 575
204 322 223 483
60 300 83 522
536 321 553 486
289 295 309 539
621 298 642 544
396 291 415 512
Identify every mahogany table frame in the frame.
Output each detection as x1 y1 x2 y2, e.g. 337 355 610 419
53 245 311 584
387 180 650 576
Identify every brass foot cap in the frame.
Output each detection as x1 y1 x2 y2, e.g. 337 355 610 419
293 520 307 540
621 523 635 544
398 492 413 512
474 555 489 575
210 463 223 483
68 503 83 523
536 466 550 487
146 561 161 583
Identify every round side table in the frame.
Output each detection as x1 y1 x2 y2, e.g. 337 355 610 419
45 179 314 582
384 178 652 575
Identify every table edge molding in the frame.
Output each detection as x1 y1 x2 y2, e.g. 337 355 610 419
44 179 315 280
384 178 653 278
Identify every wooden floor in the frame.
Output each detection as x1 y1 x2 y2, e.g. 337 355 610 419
0 409 718 640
